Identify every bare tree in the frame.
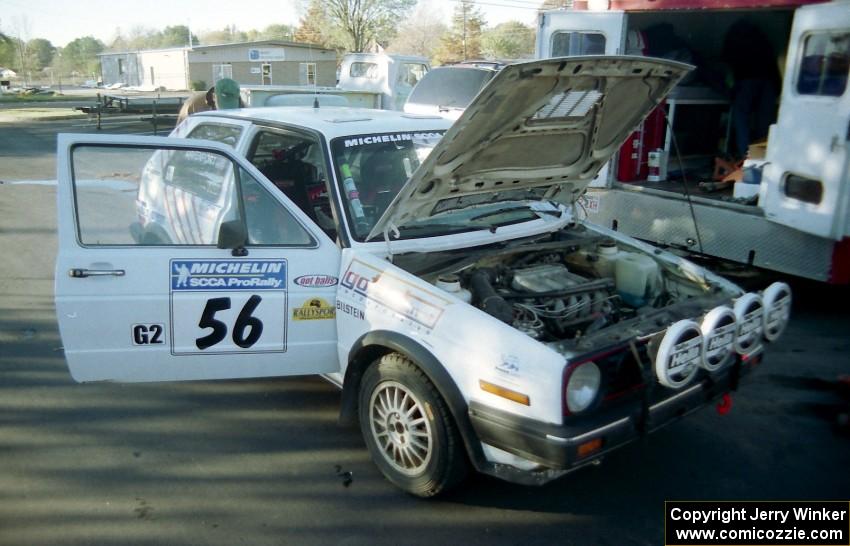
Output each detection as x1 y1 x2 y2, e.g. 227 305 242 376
322 0 417 52
386 3 448 60
11 15 32 86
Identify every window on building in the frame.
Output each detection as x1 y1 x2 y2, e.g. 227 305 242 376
797 32 850 97
550 32 607 56
118 59 126 76
300 62 317 85
212 63 233 84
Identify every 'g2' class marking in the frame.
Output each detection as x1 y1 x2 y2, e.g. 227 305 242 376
132 324 164 346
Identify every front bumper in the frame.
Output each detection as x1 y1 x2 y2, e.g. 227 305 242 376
468 355 759 484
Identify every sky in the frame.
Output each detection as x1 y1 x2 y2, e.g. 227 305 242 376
0 0 542 47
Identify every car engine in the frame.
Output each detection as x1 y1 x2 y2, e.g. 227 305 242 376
397 227 730 349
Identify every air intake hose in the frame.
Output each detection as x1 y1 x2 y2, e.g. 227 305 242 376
468 269 513 324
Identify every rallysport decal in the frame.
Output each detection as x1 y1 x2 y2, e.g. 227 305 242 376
293 298 336 321
338 258 450 333
169 259 287 355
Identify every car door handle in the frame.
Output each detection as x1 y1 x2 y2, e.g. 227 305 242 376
68 268 126 278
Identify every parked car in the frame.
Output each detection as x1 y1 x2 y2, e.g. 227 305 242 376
403 64 503 120
55 57 790 497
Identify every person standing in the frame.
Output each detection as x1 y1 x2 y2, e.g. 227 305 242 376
176 86 216 123
722 20 782 160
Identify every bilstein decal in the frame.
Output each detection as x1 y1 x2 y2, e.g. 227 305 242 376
337 301 364 320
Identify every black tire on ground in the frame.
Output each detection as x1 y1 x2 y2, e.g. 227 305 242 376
358 352 468 497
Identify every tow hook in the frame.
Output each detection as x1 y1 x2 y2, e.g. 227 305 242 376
716 393 733 416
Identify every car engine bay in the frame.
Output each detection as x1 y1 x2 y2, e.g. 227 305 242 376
395 225 735 355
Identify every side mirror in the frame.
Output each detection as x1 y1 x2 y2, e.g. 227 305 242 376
217 219 248 256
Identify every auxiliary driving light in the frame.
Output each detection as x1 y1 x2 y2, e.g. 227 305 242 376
700 306 737 372
654 320 703 389
762 282 792 342
733 293 764 355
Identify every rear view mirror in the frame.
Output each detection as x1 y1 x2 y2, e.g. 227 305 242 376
217 220 248 255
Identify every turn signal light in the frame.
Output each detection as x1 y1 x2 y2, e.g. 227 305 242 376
479 380 530 406
577 438 603 459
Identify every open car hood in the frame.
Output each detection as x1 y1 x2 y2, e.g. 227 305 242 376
368 56 690 240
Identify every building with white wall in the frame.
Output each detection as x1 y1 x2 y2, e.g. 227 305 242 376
99 40 337 91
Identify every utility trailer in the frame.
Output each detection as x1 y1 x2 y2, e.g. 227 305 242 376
536 0 850 283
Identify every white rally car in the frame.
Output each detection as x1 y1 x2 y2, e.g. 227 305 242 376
55 57 791 497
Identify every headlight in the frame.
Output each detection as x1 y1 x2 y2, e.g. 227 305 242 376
762 282 791 342
566 361 601 414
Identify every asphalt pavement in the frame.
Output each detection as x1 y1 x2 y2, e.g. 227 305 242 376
0 116 176 184
0 118 848 546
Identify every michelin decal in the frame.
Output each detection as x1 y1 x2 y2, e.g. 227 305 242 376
171 260 286 290
169 259 288 355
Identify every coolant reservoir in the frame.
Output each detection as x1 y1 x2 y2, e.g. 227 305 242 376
594 240 621 278
435 274 472 304
615 253 660 307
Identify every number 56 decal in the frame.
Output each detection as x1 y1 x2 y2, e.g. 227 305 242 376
169 259 288 355
196 296 263 350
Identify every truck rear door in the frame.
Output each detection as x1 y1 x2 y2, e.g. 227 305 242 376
762 2 850 240
536 9 627 188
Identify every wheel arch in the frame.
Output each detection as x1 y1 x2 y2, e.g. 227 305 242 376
340 330 487 471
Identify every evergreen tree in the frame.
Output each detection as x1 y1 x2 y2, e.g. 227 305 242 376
434 0 486 64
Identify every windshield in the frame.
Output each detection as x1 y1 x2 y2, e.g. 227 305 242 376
405 67 494 109
331 131 554 241
331 131 444 241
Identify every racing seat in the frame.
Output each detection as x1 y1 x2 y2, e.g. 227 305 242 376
260 158 317 216
358 148 408 213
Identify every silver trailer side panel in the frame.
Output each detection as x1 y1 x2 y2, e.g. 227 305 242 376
585 187 836 281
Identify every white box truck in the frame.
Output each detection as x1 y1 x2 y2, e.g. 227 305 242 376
537 0 850 283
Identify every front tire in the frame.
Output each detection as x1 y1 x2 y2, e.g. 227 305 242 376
358 353 467 497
